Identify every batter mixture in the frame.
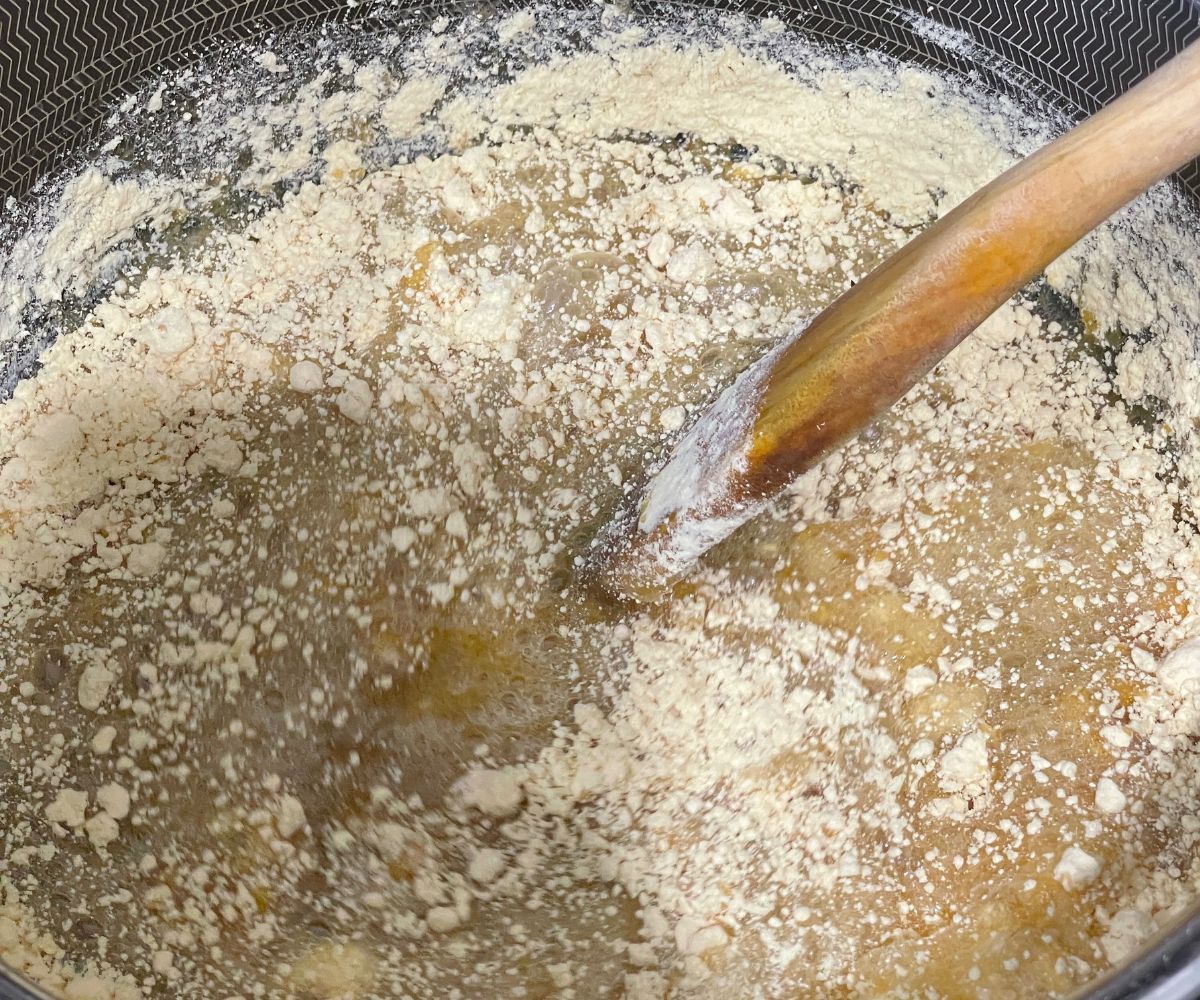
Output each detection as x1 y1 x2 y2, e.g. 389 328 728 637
3 7 1200 999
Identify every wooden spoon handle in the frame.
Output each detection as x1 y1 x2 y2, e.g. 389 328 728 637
594 41 1200 602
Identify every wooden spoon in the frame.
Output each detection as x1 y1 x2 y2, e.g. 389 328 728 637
590 42 1200 603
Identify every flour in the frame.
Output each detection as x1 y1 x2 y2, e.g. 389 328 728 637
45 790 88 829
31 169 183 304
937 730 989 796
1157 637 1200 697
486 40 1020 224
1055 846 1104 891
1094 777 1127 815
2 5 1200 1000
0 884 140 1000
380 76 447 136
96 784 131 821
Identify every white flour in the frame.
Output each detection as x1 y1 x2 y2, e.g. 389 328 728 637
2 6 1200 1000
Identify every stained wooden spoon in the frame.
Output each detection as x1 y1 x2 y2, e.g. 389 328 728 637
590 42 1200 603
